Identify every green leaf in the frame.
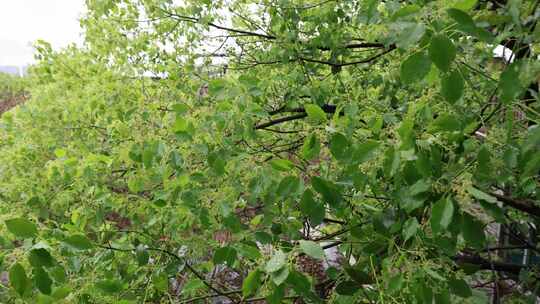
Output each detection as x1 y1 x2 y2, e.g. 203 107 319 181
335 280 359 295
271 266 289 285
63 234 94 250
300 189 325 226
5 218 38 238
9 263 28 296
345 267 373 284
403 217 420 241
36 294 55 304
461 213 485 248
499 62 522 104
429 34 456 72
265 250 287 273
395 23 426 49
96 279 124 294
329 133 351 162
172 103 189 115
236 243 262 260
430 114 461 132
299 240 325 260
34 267 53 295
409 179 431 196
28 248 55 268
392 4 421 20
431 198 455 234
51 286 71 300
448 8 477 32
276 175 302 199
213 246 237 266
286 270 311 294
136 245 149 266
208 151 226 175
304 104 327 124
270 159 295 171
242 269 262 297
311 177 342 208
302 134 320 160
449 278 472 298
447 8 492 42
153 273 168 292
467 187 497 203
475 145 491 180
173 117 188 132
441 70 464 104
401 52 432 84
453 0 477 11
383 146 401 178
353 140 380 164
388 274 404 294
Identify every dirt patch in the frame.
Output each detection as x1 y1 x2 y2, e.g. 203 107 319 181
0 93 27 115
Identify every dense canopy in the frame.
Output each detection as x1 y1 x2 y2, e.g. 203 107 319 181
0 0 539 303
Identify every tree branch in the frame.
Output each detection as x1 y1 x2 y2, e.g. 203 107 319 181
490 192 540 217
454 254 527 275
254 113 307 129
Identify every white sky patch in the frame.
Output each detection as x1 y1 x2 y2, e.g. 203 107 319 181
0 0 85 66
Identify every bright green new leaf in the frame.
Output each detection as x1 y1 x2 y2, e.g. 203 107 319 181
242 269 262 297
270 159 295 171
173 117 188 132
172 103 189 115
453 0 477 11
51 286 71 300
304 104 327 124
5 218 38 238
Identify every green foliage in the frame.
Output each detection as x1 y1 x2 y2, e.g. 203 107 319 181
0 0 539 302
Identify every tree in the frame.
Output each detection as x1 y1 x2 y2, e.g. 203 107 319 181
0 0 539 303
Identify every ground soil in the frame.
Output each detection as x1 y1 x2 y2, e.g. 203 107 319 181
0 93 27 115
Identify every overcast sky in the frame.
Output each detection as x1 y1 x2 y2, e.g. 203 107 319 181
0 0 85 66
